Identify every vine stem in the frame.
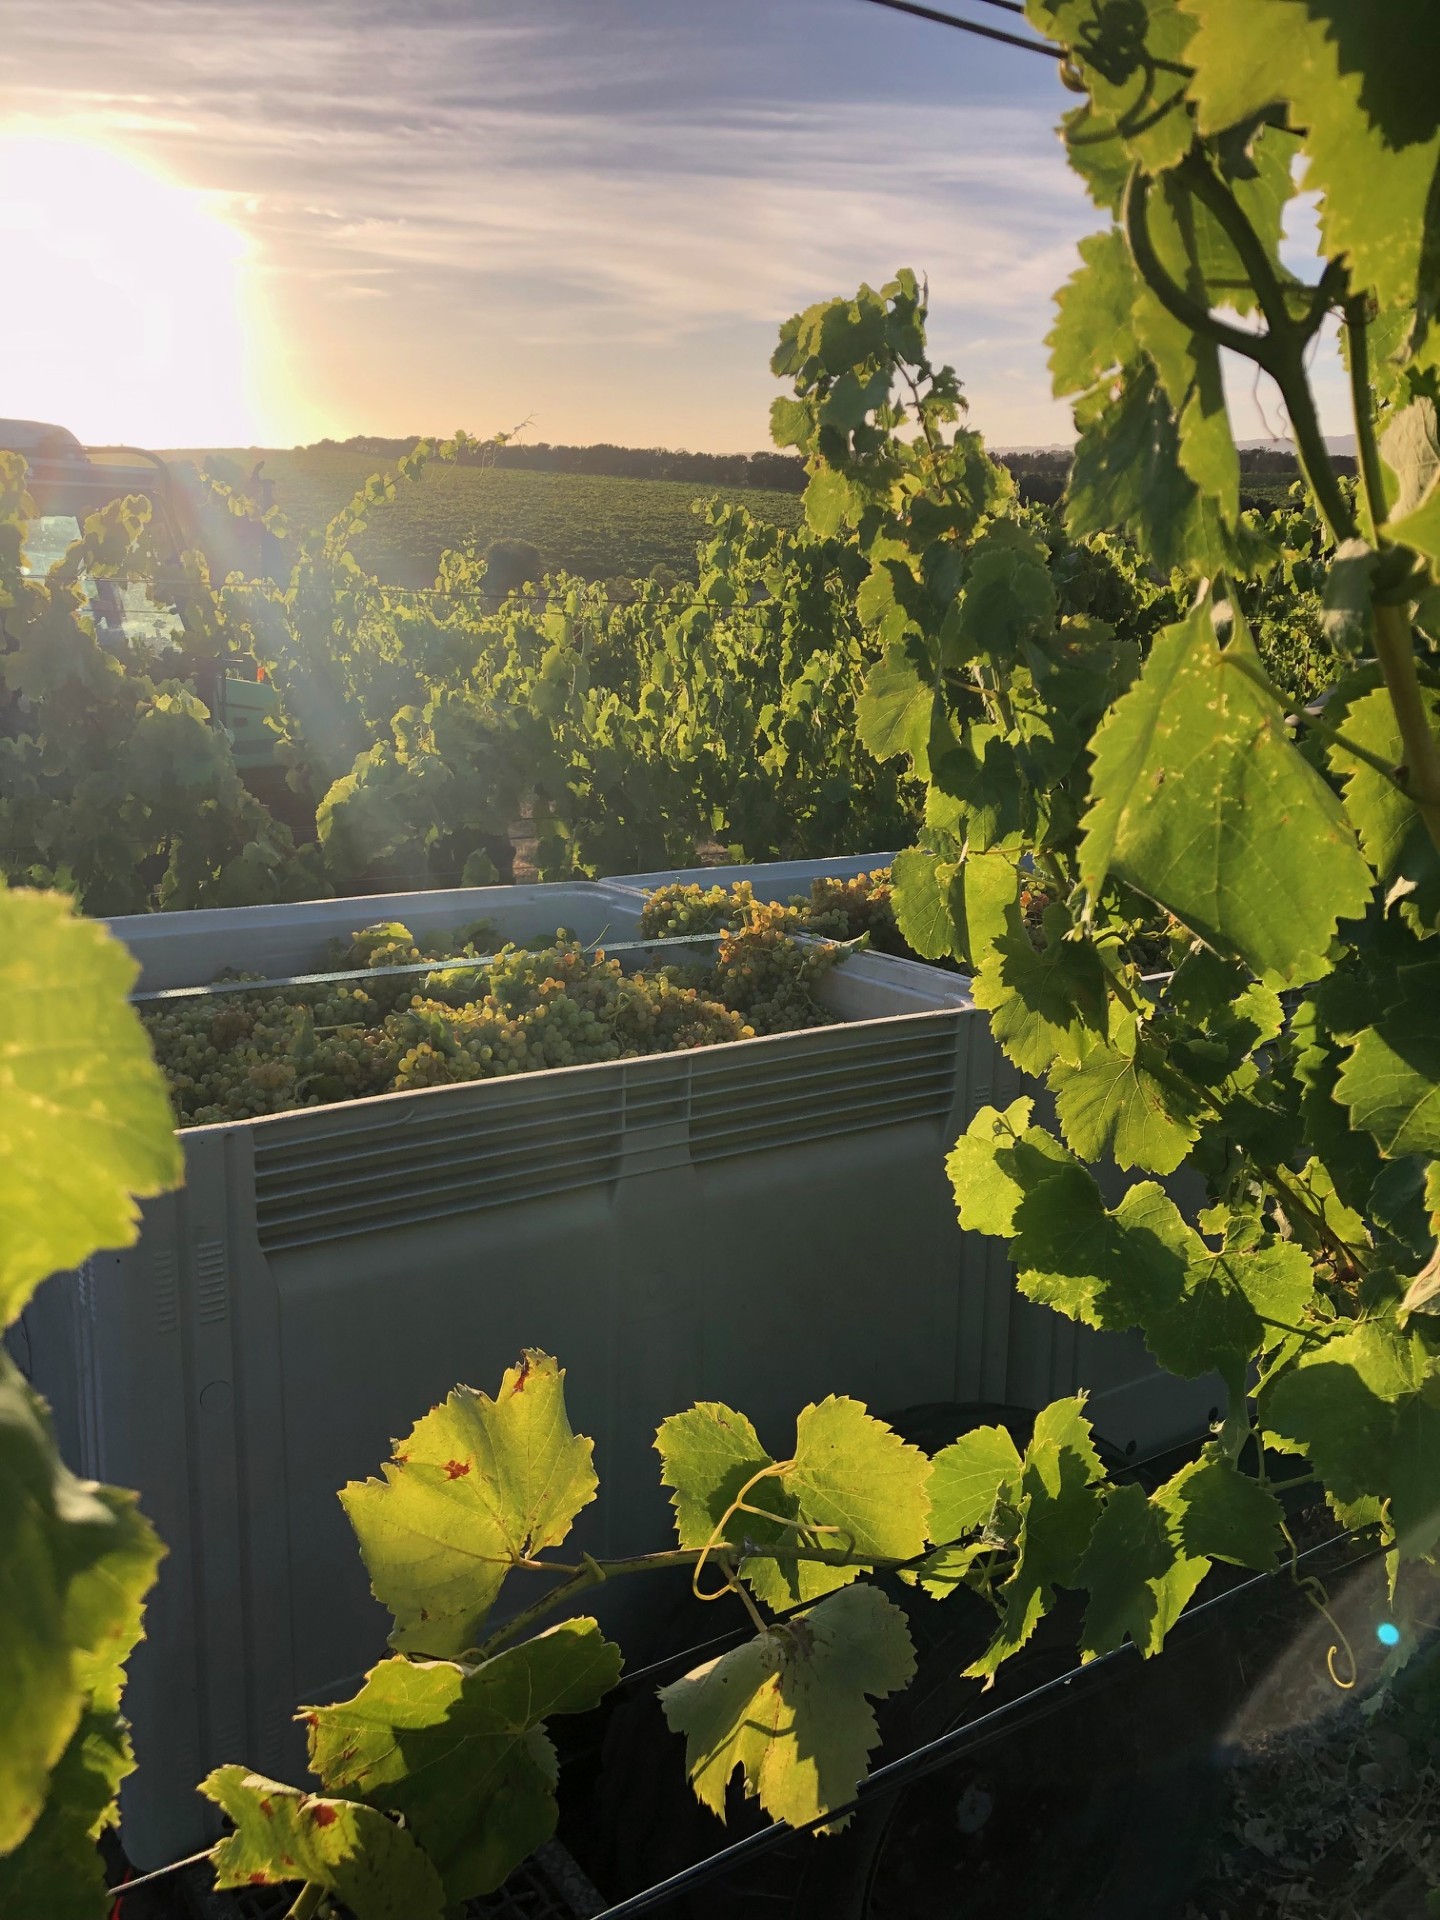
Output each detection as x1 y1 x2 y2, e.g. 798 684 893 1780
1346 299 1440 853
473 1539 920 1658
1372 599 1440 851
284 1884 323 1920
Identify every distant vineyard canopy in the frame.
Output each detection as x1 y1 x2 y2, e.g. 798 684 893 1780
300 437 812 493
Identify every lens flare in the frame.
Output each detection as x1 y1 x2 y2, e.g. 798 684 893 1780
0 130 257 445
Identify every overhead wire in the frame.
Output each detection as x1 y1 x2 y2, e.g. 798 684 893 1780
859 0 1058 57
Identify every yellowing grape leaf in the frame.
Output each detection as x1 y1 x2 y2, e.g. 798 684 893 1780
1079 602 1373 983
657 1397 931 1611
203 1769 445 1920
0 887 181 1328
341 1353 598 1656
658 1584 916 1831
0 1355 163 1853
308 1619 620 1904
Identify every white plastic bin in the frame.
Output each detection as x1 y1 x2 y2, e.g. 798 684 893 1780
20 879 1218 1865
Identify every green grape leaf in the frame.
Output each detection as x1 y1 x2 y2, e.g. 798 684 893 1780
0 1354 163 1854
0 1708 132 1920
341 1352 598 1656
0 887 182 1328
1078 601 1373 983
657 1397 931 1611
1151 1449 1285 1570
928 1424 1024 1539
972 915 1109 1075
967 1397 1106 1682
308 1619 621 1904
1066 358 1240 576
1330 685 1440 932
1010 1168 1201 1332
949 851 1020 971
918 1423 1024 1597
946 1099 1075 1241
1050 1028 1205 1174
890 848 959 960
1132 182 1240 519
658 1584 916 1831
1140 1240 1315 1388
1048 227 1133 396
1077 1482 1208 1661
855 638 936 770
928 728 1027 851
1322 539 1378 652
804 467 855 539
948 527 1057 666
1334 969 1440 1157
1183 0 1440 332
1381 395 1440 524
202 1768 446 1920
1264 1322 1440 1556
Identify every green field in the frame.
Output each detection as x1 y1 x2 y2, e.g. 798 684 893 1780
172 448 803 586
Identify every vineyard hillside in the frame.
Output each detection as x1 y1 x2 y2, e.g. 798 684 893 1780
165 447 804 585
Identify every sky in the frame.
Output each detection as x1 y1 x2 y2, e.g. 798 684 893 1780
0 0 1348 453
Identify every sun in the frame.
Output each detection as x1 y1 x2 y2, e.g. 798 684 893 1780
0 131 259 449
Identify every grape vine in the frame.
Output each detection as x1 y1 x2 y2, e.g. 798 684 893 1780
4 4 1440 1914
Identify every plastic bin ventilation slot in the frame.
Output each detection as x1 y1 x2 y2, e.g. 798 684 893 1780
20 874 1220 1866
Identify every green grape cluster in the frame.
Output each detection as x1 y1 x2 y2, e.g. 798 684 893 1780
143 914 843 1125
639 869 898 952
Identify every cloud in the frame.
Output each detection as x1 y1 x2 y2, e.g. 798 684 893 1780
5 0 1091 445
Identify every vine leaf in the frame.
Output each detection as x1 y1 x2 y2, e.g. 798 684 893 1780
341 1352 598 1656
855 638 936 770
972 911 1109 1075
1334 964 1440 1158
1264 1322 1440 1557
0 1355 163 1854
1078 601 1374 984
202 1769 446 1920
1049 1028 1205 1174
967 1397 1106 1683
1077 1483 1208 1661
917 1422 1024 1598
656 1398 932 1611
1182 0 1440 335
1329 686 1440 933
1010 1167 1201 1334
0 888 182 1329
307 1619 621 1904
946 1098 1074 1240
891 848 959 960
1151 1449 1285 1570
658 1584 916 1831
0 1708 132 1919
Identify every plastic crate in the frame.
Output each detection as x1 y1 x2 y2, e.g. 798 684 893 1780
18 879 1219 1867
602 852 897 899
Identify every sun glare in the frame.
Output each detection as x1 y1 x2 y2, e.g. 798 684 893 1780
0 131 260 448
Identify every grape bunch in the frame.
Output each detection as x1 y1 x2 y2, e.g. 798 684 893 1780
638 869 898 951
142 911 842 1126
